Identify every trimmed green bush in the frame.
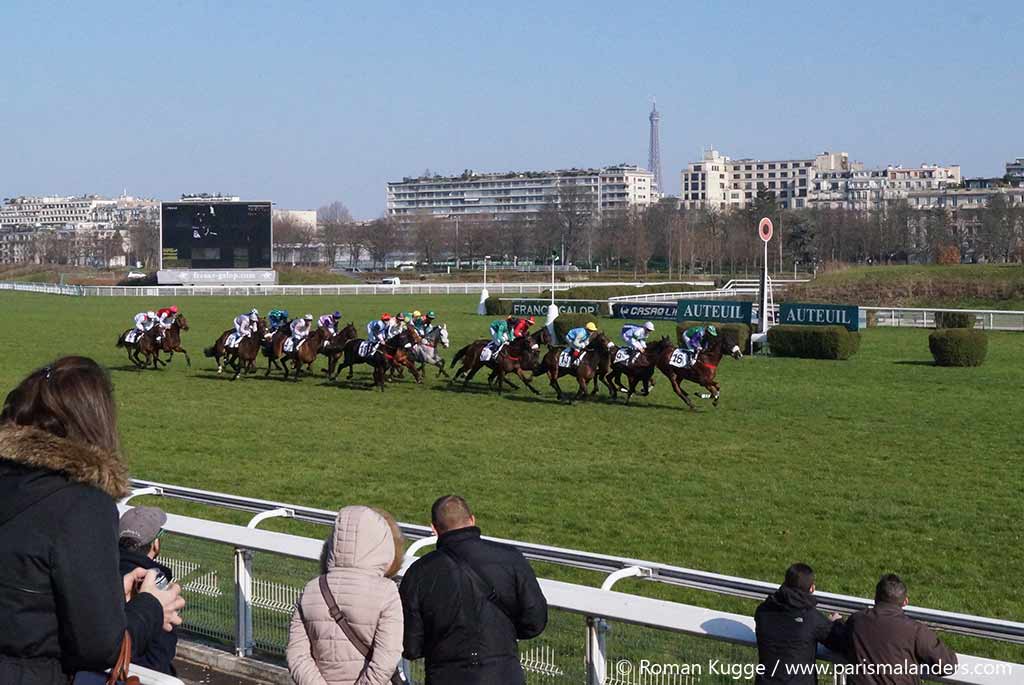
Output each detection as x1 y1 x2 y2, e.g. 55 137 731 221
552 313 600 344
677 321 751 351
929 328 987 367
767 325 861 360
934 311 976 329
483 297 512 316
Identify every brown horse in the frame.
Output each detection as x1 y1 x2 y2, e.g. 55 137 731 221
116 326 162 369
452 329 546 394
203 328 234 374
655 333 743 409
262 324 292 376
540 331 616 401
223 319 268 380
155 314 190 368
333 328 422 391
280 326 332 380
608 337 674 404
319 322 358 378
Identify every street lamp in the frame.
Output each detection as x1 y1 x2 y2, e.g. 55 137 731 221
483 255 490 286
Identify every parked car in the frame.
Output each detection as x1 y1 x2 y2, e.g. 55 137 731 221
125 271 147 280
381 277 401 286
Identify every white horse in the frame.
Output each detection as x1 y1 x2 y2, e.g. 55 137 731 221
410 324 450 377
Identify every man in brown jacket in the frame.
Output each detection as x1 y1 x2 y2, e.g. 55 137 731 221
840 574 957 684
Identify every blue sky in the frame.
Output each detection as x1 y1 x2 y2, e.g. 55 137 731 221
2 1 1021 218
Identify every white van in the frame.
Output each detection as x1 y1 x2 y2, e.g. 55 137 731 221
382 277 401 286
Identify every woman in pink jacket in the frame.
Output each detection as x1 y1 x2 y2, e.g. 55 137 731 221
287 506 405 685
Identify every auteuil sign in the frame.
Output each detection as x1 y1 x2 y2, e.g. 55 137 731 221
675 300 753 324
779 303 859 331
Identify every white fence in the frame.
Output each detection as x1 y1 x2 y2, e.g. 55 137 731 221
608 279 810 304
119 481 1022 685
863 306 1024 332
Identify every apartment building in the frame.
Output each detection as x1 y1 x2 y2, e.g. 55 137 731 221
386 165 656 220
0 195 158 230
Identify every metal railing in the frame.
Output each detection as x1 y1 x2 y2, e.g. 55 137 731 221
126 480 1024 646
608 279 810 304
863 306 1024 332
115 491 1021 685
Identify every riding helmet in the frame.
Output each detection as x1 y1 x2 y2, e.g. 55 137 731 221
585 322 597 332
304 313 313 320
333 310 341 319
644 321 655 331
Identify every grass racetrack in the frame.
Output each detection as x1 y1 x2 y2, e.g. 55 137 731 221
1 291 1021 661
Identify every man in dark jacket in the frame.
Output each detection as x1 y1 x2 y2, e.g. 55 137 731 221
754 563 843 684
0 424 179 685
118 506 178 675
400 495 548 685
840 574 957 685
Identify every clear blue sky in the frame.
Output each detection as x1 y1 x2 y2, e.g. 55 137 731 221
3 1 1021 218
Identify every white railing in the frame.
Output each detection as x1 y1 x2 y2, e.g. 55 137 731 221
125 480 1024 646
863 306 1024 332
0 280 708 298
115 493 1021 685
608 279 810 304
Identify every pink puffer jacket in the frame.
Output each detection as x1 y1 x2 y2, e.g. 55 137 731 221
287 506 404 685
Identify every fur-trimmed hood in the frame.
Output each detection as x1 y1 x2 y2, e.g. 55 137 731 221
0 424 130 499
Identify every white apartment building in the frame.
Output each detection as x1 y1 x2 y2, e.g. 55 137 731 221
1007 158 1024 181
386 165 655 220
0 195 159 230
272 209 317 230
680 149 856 210
680 149 962 211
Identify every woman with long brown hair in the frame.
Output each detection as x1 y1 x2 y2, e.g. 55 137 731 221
0 356 185 684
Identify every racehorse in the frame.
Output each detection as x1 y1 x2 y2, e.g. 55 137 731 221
318 322 358 378
451 328 547 394
155 314 191 368
332 327 422 391
280 326 332 380
608 337 674 404
222 319 268 381
540 331 616 402
116 325 162 369
204 318 265 376
408 324 450 378
261 322 292 376
655 333 743 409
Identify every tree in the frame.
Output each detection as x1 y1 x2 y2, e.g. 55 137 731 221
320 220 347 267
536 181 596 264
317 201 352 224
786 213 819 271
410 214 447 266
126 218 160 270
362 218 399 269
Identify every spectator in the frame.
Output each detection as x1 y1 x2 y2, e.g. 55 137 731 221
0 356 184 685
841 574 957 684
118 506 178 675
287 506 405 685
754 563 843 684
399 495 548 685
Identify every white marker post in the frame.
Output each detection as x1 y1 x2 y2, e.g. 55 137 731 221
757 217 773 335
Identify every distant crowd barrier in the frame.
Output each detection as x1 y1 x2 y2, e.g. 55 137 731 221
118 480 1022 685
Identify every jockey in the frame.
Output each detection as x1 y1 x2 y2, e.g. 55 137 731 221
290 314 314 348
155 305 178 328
621 321 655 355
130 311 155 342
367 314 391 347
248 308 259 322
489 318 512 348
681 324 718 355
318 311 341 336
508 315 535 339
387 312 407 341
231 311 255 347
414 310 436 336
566 322 597 358
268 309 290 333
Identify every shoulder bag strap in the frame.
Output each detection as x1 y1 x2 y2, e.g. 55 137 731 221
106 630 140 685
318 575 372 659
441 547 515 624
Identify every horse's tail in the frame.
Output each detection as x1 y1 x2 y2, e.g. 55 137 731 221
452 343 472 366
115 333 125 348
203 346 216 358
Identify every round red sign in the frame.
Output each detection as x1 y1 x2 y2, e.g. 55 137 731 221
758 217 773 242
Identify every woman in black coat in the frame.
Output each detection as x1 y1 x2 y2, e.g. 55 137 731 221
0 356 184 684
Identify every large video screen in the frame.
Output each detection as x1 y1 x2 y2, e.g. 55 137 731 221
160 202 272 269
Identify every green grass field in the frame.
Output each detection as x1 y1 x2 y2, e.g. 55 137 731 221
1 291 1022 662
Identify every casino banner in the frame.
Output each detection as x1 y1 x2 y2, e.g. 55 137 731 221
611 302 678 320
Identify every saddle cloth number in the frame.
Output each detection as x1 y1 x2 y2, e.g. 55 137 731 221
358 341 374 357
480 345 494 362
669 348 689 368
614 348 631 364
227 332 241 348
126 330 139 344
558 350 574 368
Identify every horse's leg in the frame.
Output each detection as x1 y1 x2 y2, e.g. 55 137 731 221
374 365 385 391
576 372 590 401
625 375 641 404
462 361 482 388
548 370 564 400
669 373 696 410
436 359 449 378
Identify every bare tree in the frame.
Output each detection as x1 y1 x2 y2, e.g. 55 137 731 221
317 201 352 224
362 218 399 269
126 218 160 269
537 181 596 264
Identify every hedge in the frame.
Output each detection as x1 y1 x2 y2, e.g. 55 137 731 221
767 325 861 360
552 313 601 343
483 298 513 316
929 328 988 367
934 311 976 329
677 321 750 351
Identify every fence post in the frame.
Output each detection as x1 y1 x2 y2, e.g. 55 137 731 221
585 616 609 685
233 548 254 656
989 313 994 330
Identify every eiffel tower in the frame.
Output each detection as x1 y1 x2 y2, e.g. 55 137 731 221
648 98 663 196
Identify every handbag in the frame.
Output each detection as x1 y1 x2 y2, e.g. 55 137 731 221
71 630 140 685
318 575 408 685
